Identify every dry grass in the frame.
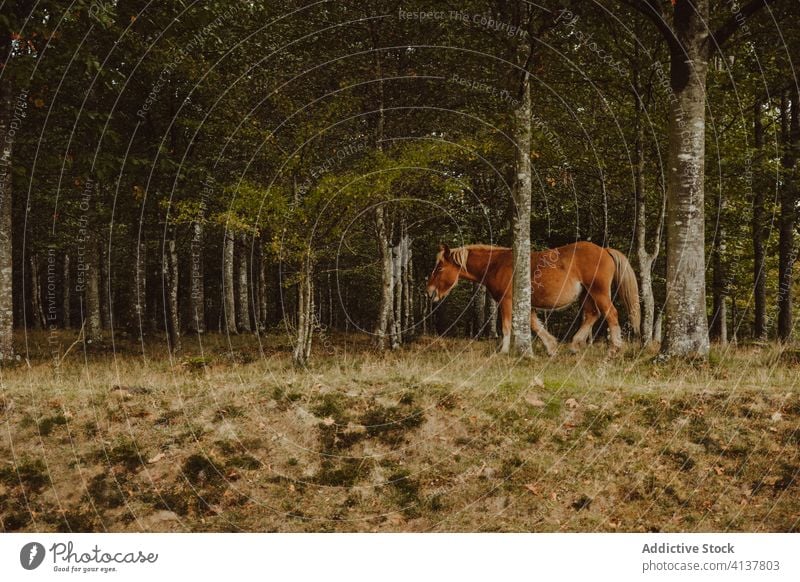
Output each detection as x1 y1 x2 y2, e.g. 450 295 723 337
0 330 798 532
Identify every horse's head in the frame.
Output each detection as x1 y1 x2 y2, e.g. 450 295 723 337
426 244 461 302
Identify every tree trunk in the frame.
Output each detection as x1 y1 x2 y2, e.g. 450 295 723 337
510 73 533 356
258 242 268 331
711 189 728 344
373 207 394 350
85 235 102 343
236 234 252 333
777 90 798 342
223 230 237 334
29 254 45 329
62 252 71 328
100 237 112 329
404 255 413 335
0 62 15 359
188 220 205 333
633 68 664 345
473 283 486 338
165 236 181 354
134 239 146 337
752 100 767 340
661 0 710 358
485 294 499 339
293 256 314 366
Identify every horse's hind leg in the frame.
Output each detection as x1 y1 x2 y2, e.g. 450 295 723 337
590 287 622 352
531 310 558 356
571 294 600 352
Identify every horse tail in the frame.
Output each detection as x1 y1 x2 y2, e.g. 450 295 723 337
607 248 641 337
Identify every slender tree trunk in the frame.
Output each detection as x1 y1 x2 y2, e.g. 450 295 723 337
29 254 44 329
293 255 314 366
99 237 111 329
236 234 252 333
223 230 237 334
373 207 393 350
711 189 728 344
258 243 268 331
510 72 533 356
134 239 146 336
188 220 205 333
62 252 71 328
404 255 413 335
0 59 15 358
662 0 710 358
752 100 767 340
777 90 798 341
85 235 102 343
473 283 486 338
485 294 499 339
165 236 181 354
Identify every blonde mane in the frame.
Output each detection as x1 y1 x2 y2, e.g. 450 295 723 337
438 244 509 271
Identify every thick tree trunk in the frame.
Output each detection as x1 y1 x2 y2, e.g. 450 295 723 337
0 63 15 359
165 236 181 354
188 221 205 333
62 252 71 328
661 0 710 358
777 90 798 341
85 235 102 343
293 256 314 366
510 73 533 356
223 230 237 334
236 234 252 333
752 100 767 340
373 207 394 350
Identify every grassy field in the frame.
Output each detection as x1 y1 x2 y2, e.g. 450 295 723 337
0 330 798 532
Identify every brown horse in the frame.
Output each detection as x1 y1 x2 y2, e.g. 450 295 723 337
426 242 640 355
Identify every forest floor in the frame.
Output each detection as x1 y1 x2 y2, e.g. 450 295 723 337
0 330 798 533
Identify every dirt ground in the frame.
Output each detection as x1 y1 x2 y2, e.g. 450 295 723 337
1 330 798 532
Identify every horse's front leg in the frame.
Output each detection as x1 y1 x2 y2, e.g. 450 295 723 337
531 310 559 356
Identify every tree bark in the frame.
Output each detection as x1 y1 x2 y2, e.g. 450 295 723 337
473 282 486 338
29 254 44 329
134 239 146 337
257 241 268 331
485 294 499 339
292 255 314 366
188 220 205 333
223 230 237 334
165 236 181 354
710 189 728 344
752 100 767 340
236 234 252 333
0 56 15 358
85 235 102 343
373 207 394 350
661 0 711 358
99 237 112 329
62 252 71 328
510 72 533 356
777 90 798 341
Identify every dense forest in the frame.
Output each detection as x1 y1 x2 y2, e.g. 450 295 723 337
0 0 798 364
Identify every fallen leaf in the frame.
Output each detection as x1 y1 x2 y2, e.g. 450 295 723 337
770 411 782 422
322 416 335 426
531 376 544 388
524 483 539 495
565 398 579 409
147 452 165 464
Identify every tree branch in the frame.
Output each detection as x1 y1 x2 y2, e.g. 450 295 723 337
712 0 778 48
619 0 679 53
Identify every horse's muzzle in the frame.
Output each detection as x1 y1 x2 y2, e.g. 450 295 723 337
426 288 439 302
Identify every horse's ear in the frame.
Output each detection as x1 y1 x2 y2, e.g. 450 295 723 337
439 243 450 260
